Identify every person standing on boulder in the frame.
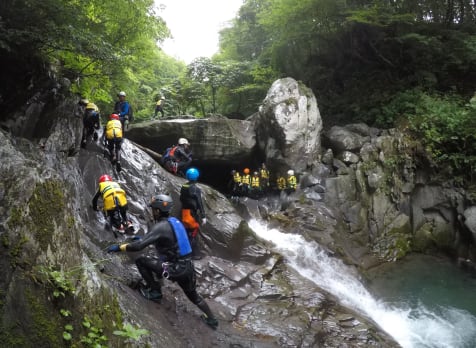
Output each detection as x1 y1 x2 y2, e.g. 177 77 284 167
154 96 165 118
114 91 130 131
106 194 218 329
180 167 206 259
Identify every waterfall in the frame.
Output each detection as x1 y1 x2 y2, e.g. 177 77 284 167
249 219 476 348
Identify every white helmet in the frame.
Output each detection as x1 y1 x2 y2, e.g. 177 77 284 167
287 170 294 176
178 138 189 145
118 91 126 97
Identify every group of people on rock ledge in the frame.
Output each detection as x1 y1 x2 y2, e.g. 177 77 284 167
229 164 297 201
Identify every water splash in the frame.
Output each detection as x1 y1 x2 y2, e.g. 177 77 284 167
249 219 476 348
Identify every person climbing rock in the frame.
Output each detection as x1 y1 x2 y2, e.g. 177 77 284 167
92 174 133 234
107 194 218 329
103 113 123 172
180 167 206 259
80 99 100 148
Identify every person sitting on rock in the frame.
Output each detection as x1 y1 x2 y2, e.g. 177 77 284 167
163 137 192 176
91 174 133 233
106 194 218 329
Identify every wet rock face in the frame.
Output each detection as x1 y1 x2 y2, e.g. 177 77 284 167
0 91 399 347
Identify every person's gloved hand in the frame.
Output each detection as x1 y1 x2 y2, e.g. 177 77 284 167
201 218 207 226
107 244 120 253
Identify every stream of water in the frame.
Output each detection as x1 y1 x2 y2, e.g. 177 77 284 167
248 219 476 348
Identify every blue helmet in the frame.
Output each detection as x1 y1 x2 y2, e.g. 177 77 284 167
186 167 199 181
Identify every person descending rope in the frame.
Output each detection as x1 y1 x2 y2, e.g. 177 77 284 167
92 174 133 234
162 138 192 176
106 194 219 329
103 113 123 172
180 168 206 259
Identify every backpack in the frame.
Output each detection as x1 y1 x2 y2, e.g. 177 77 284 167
161 145 177 164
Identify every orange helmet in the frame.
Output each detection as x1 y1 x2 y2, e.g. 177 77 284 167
243 168 250 174
99 174 112 183
110 113 120 120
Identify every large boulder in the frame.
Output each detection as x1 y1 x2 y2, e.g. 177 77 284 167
126 116 256 165
255 77 322 173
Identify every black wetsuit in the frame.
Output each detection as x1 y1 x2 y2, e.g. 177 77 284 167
123 216 214 318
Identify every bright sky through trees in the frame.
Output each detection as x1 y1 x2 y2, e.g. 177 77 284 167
155 0 243 63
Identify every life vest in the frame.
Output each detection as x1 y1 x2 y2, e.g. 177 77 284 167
99 181 127 211
260 168 269 179
241 174 251 186
168 217 192 257
251 176 260 188
233 172 241 183
105 119 123 140
162 146 177 163
277 177 286 190
287 175 297 189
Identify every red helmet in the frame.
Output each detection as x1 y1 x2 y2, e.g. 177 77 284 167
99 174 112 183
243 168 250 174
110 113 120 120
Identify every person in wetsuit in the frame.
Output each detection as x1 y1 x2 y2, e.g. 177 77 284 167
180 167 206 259
107 194 218 329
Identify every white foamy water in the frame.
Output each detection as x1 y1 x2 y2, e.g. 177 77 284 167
249 219 476 348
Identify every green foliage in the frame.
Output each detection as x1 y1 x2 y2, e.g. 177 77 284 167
81 316 108 347
113 322 149 342
36 265 76 298
379 89 476 183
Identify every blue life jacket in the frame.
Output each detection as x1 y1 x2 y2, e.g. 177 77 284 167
167 217 192 257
